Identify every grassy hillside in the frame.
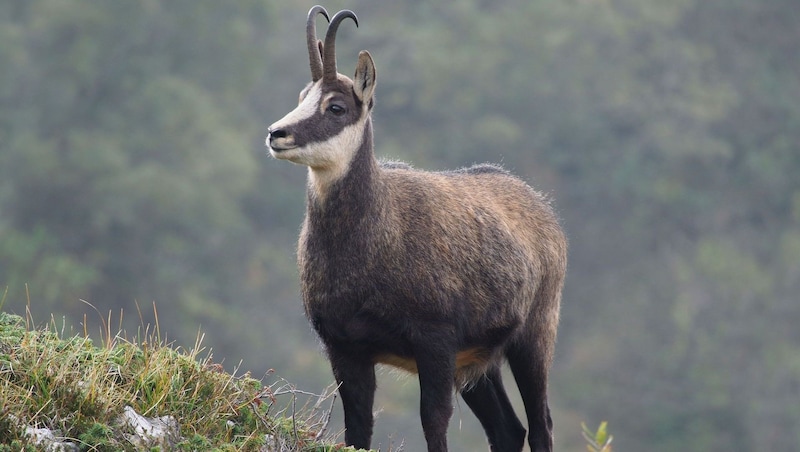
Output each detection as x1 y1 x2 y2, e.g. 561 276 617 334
0 310 371 451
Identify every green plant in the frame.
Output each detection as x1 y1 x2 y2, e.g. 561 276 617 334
582 421 613 452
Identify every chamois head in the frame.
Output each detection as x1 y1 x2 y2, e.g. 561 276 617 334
267 6 376 179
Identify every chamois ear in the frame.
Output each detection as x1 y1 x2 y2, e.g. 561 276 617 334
354 50 376 106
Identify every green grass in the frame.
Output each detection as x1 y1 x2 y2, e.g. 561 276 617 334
0 309 373 451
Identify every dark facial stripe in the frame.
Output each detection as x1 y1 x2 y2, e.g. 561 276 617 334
279 79 366 148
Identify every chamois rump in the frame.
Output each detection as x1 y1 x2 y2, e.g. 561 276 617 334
266 6 566 452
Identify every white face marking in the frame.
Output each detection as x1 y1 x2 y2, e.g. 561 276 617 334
322 92 338 108
266 83 322 151
307 117 366 198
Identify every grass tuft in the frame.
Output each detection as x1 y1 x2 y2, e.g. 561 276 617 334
0 309 375 451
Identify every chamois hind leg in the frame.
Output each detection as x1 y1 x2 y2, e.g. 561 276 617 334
460 366 526 452
507 335 555 452
328 347 376 449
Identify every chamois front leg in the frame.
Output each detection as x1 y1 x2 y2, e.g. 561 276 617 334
328 346 376 449
413 331 458 452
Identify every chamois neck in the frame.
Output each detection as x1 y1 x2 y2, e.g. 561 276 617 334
306 119 379 211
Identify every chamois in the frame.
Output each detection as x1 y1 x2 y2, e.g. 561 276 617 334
266 6 567 452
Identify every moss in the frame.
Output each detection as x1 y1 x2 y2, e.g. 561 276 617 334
78 423 116 451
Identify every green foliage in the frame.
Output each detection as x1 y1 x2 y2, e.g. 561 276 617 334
77 423 115 452
582 421 613 452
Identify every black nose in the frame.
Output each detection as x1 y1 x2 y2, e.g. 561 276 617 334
269 128 288 140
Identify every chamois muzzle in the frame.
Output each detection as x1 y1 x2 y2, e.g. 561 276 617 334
267 127 295 151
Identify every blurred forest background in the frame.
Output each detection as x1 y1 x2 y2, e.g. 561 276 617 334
1 0 799 450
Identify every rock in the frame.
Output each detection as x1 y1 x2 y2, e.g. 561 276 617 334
119 405 181 448
24 425 78 452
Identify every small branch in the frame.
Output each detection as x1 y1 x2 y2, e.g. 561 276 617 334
313 391 337 442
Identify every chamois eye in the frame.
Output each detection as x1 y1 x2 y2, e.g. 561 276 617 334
327 104 346 115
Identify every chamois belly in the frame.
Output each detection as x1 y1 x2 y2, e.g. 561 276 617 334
375 347 499 387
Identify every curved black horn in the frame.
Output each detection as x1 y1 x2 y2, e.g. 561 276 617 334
323 10 359 82
307 5 329 81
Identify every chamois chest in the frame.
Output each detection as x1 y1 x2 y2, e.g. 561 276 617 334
297 197 393 344
299 235 412 355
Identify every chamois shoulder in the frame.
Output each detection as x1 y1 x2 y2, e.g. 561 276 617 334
378 159 414 170
379 160 509 177
378 161 513 179
441 163 511 177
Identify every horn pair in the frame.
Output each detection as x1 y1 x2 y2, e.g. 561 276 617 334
306 5 358 82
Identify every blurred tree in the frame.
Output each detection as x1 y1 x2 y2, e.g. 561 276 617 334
0 0 285 361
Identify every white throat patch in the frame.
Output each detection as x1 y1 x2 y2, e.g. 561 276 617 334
307 117 366 201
